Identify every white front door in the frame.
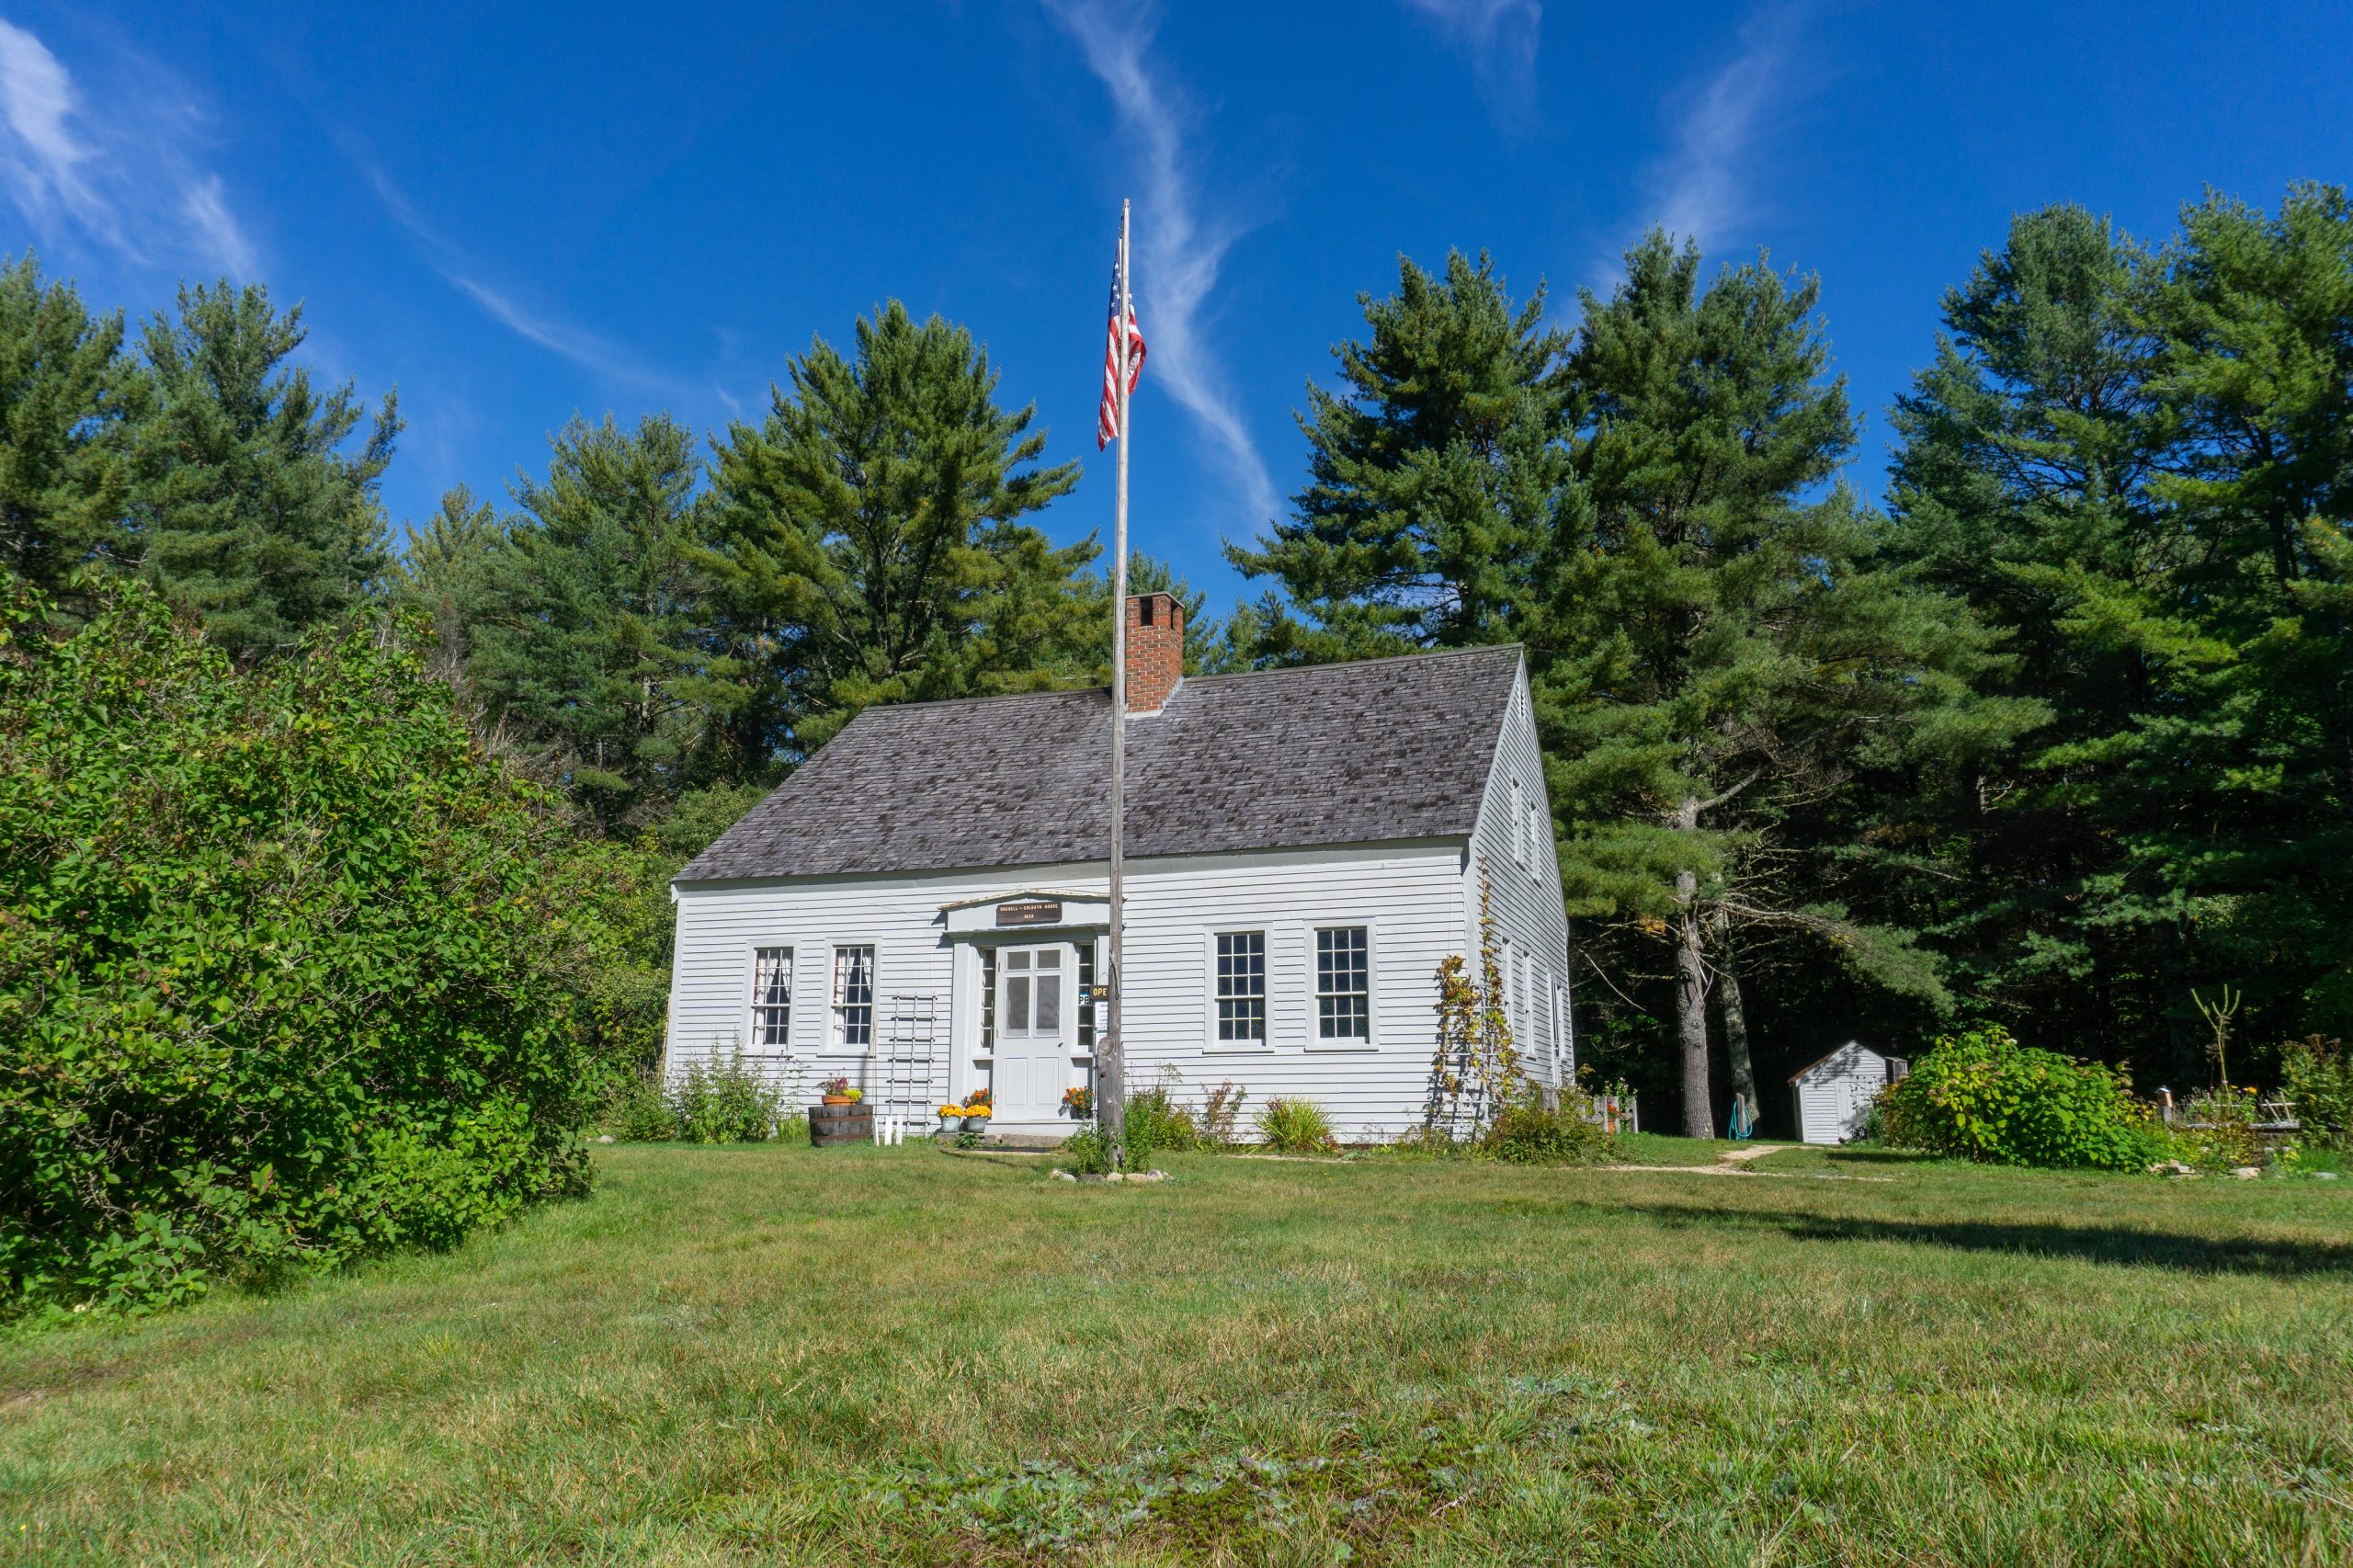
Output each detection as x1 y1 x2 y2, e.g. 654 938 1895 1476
995 944 1069 1121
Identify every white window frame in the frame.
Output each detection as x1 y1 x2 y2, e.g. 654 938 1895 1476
747 946 793 1051
1313 924 1374 1047
1550 978 1566 1085
1510 778 1526 864
1529 796 1545 880
1201 929 1276 1052
1212 930 1268 1046
1501 941 1518 1047
830 943 877 1052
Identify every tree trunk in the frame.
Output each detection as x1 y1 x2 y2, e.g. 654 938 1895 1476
1673 797 1712 1139
1719 937 1756 1131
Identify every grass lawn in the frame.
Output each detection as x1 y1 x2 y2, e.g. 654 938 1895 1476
4 1142 2349 1566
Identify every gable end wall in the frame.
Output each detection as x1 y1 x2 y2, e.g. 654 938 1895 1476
1463 659 1574 1087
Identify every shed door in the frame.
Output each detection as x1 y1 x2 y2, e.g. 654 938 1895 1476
995 945 1069 1120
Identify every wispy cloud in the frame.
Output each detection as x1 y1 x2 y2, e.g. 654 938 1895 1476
0 18 256 279
335 130 693 398
1400 0 1543 129
1041 0 1281 528
1620 4 1807 268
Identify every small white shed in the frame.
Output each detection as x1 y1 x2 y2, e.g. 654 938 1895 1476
1789 1041 1905 1144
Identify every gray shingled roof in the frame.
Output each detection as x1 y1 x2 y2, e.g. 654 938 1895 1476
676 645 1523 881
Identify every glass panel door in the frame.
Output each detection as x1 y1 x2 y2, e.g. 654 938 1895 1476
993 944 1068 1120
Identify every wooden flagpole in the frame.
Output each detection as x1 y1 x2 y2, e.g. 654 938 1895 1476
1103 199 1131 1161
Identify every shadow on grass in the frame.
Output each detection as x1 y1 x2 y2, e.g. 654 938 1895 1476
1627 1202 2353 1277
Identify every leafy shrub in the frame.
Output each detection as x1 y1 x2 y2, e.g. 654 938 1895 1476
1480 1099 1616 1165
1879 1026 2160 1171
1255 1097 1338 1154
604 1072 678 1142
671 1053 785 1143
1059 1126 1115 1176
2161 1089 2263 1172
0 584 601 1315
1125 1082 1203 1158
2281 1036 2353 1153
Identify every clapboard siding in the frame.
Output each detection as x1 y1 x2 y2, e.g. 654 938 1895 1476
1790 1041 1890 1143
667 840 1470 1140
1464 660 1574 1086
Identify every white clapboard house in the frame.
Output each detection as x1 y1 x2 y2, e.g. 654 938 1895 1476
664 593 1573 1142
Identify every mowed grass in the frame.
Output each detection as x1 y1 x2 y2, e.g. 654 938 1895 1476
3 1144 2349 1566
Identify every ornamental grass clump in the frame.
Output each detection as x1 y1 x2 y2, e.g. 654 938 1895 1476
1879 1026 2161 1172
1255 1097 1338 1154
0 583 604 1316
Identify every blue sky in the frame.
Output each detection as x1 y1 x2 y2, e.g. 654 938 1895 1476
4 2 2348 613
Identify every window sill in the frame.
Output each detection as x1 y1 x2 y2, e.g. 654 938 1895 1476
1305 1040 1379 1053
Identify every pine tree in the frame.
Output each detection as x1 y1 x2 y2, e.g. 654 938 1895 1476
1227 250 1572 661
133 281 398 655
1878 189 2353 1074
1541 233 2027 1136
0 254 140 603
465 415 746 833
388 484 506 682
703 301 1089 752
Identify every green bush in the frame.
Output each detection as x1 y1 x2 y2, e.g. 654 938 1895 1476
1480 1100 1617 1165
1879 1026 2161 1172
1124 1082 1203 1158
1255 1097 1338 1154
1058 1126 1115 1175
603 1072 678 1142
671 1053 785 1142
2281 1036 2353 1153
2160 1089 2263 1172
0 583 603 1315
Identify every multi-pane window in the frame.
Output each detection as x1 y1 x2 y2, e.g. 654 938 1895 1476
1316 926 1370 1040
750 947 792 1049
980 948 996 1052
833 945 875 1048
1215 932 1267 1042
1078 941 1097 1050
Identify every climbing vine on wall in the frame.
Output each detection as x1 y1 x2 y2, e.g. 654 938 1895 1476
1426 863 1522 1140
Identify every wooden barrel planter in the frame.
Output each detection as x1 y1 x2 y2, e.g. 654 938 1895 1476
809 1103 873 1147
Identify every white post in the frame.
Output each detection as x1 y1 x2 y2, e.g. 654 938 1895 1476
1103 199 1132 1162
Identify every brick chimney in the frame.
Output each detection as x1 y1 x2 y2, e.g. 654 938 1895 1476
1124 592 1184 714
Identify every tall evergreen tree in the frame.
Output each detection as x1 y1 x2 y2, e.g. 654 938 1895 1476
0 255 140 602
1541 233 2029 1135
134 281 399 654
704 301 1090 752
1227 250 1571 662
388 484 506 682
1879 190 2353 1078
465 415 745 834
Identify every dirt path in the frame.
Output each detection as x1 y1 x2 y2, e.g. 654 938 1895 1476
1601 1143 1895 1183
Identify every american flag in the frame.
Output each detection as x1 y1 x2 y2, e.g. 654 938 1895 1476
1097 251 1146 449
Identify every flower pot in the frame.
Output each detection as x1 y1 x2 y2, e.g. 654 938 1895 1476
822 1094 853 1106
